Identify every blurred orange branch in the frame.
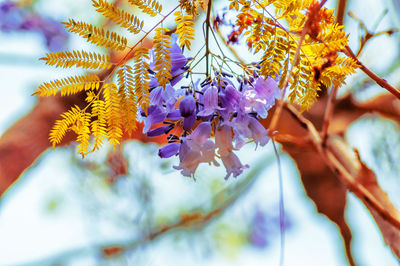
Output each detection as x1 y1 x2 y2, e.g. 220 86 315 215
345 46 400 99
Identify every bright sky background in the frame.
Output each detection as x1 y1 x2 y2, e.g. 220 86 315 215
0 0 399 265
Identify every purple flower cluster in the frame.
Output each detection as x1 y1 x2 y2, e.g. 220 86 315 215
142 35 281 179
0 1 68 51
248 208 291 249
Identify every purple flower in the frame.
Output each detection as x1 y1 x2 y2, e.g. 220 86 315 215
174 139 218 177
167 109 182 120
249 209 269 248
179 94 196 131
182 113 196 131
254 77 280 103
187 122 212 147
221 151 249 180
0 1 68 51
173 122 218 177
248 208 291 249
142 105 167 133
0 2 23 31
179 95 196 117
173 140 201 176
215 124 234 156
170 34 188 73
150 84 176 112
149 77 158 89
231 112 252 149
198 85 219 117
140 48 280 180
0 2 15 13
147 125 173 137
242 77 280 118
248 117 270 147
158 143 180 158
219 85 242 119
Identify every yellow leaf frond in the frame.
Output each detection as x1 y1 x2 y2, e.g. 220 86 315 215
273 0 314 18
49 105 82 148
153 28 172 88
103 83 123 147
128 0 162 17
40 50 112 70
117 65 137 134
62 19 128 50
179 0 198 16
91 99 108 152
133 47 151 109
93 0 143 34
174 11 195 50
35 74 100 97
76 112 91 157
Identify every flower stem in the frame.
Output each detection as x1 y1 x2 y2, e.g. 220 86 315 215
205 0 213 77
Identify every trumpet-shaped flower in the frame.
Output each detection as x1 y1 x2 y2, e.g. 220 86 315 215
173 122 218 177
142 34 280 180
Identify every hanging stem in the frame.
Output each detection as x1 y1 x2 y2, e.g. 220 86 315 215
272 139 285 266
205 0 213 77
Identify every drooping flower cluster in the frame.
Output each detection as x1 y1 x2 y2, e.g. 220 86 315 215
142 35 281 179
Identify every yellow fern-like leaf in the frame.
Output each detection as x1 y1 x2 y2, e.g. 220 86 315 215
103 83 123 147
334 56 359 75
35 74 100 97
298 80 319 111
319 56 358 88
62 19 128 50
229 0 356 111
273 0 314 18
117 65 137 134
92 0 143 34
91 99 108 152
317 23 348 51
76 112 91 157
259 29 290 79
49 105 82 148
128 0 162 17
229 0 240 11
179 0 198 16
287 57 319 111
153 28 172 88
286 10 307 32
174 11 195 50
133 47 151 108
40 50 112 70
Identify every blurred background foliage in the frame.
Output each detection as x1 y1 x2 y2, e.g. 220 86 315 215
0 0 400 265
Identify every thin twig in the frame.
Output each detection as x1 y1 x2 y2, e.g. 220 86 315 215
320 0 348 146
272 139 285 266
269 0 328 132
336 0 347 25
213 26 252 75
345 46 400 99
205 0 213 77
268 29 307 132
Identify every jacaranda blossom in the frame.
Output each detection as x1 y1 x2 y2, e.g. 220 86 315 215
142 35 281 179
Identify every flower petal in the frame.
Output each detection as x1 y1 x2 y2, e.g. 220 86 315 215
158 143 180 158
